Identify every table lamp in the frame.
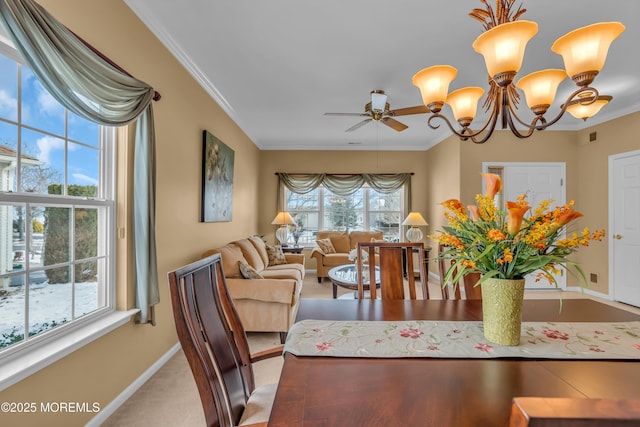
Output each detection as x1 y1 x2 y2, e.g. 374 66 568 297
402 212 428 243
271 212 295 245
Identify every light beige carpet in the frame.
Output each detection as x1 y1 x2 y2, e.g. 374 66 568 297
101 271 639 426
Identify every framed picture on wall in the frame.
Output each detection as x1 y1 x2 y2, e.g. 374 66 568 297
201 130 234 222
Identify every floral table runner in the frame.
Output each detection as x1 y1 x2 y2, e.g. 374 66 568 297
284 319 640 359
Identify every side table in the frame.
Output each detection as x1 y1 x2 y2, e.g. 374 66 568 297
281 245 304 254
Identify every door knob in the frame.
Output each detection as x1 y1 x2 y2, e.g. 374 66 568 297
614 234 623 240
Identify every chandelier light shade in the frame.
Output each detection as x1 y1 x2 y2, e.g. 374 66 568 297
551 22 626 83
472 20 538 82
402 212 428 243
412 65 458 111
411 1 625 144
271 212 295 245
565 95 612 120
446 87 485 125
516 69 567 114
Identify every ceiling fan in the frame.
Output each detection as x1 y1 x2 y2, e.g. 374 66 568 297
324 90 428 132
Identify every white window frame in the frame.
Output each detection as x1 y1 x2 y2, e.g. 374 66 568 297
285 184 404 244
0 40 135 392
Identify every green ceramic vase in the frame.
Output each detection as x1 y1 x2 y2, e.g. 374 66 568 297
481 277 526 346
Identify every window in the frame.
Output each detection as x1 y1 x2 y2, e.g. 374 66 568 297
0 44 115 357
285 185 404 244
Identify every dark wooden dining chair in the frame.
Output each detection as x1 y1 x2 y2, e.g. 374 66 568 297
438 243 482 300
356 241 428 299
168 253 283 427
509 397 640 426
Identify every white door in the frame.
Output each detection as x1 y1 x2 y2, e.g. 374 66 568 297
484 163 566 289
611 151 640 307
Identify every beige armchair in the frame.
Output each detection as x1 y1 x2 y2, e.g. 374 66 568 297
311 230 383 282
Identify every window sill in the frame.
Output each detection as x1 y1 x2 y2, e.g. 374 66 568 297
0 309 139 392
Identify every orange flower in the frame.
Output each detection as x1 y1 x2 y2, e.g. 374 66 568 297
549 205 583 234
487 229 506 241
482 173 502 199
468 205 479 221
507 201 529 235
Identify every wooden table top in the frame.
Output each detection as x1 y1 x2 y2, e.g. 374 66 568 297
268 299 640 427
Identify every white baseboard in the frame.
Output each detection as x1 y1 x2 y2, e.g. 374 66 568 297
85 342 181 427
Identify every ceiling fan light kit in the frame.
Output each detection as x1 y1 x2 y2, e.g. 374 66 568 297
410 1 624 144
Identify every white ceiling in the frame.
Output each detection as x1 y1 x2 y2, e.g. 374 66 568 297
124 0 640 151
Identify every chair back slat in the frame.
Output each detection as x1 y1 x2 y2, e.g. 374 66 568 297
168 254 253 427
356 242 428 299
438 243 482 300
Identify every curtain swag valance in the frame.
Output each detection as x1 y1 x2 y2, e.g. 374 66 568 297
277 173 412 196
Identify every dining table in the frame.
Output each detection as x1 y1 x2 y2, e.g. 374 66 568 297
268 298 640 427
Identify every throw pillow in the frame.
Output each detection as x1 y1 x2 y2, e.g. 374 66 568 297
266 244 287 266
239 261 264 279
315 238 336 254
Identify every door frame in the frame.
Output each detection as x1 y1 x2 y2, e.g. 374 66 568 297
608 149 640 301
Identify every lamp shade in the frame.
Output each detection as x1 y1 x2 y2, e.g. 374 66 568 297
271 212 295 225
412 65 458 109
551 22 625 80
565 95 612 120
402 212 428 226
446 87 485 122
473 20 538 79
516 69 567 109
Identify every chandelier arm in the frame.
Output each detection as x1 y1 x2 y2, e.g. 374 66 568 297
505 105 536 139
510 86 600 131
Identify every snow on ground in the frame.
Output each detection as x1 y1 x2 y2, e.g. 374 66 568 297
0 281 99 340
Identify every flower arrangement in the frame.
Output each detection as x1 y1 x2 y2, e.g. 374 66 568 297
435 173 605 288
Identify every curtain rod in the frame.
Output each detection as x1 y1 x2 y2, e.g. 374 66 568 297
71 30 161 102
275 172 414 176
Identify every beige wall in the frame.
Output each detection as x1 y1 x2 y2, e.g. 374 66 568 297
0 1 261 425
258 151 430 268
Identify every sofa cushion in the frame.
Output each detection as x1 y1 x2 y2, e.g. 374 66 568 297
266 244 287 266
317 231 350 253
239 261 264 279
249 235 270 267
226 278 297 304
315 238 336 254
202 244 244 278
262 267 302 282
322 253 351 267
234 238 266 271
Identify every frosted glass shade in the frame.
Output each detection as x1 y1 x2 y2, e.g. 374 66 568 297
473 21 538 78
412 65 458 108
516 69 567 109
446 87 485 122
566 95 612 120
551 22 625 79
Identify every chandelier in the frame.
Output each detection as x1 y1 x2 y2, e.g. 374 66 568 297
411 1 625 144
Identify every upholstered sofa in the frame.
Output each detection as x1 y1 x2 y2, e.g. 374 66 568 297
202 236 304 341
311 230 383 282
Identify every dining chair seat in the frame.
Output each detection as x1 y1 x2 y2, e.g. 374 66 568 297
168 254 282 427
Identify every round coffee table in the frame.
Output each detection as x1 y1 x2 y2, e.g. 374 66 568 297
328 264 380 299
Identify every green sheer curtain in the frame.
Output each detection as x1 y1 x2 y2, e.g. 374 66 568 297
0 0 159 324
277 172 412 214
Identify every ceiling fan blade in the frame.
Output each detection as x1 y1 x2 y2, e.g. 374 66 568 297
324 112 369 117
389 105 430 117
381 117 408 132
346 119 372 132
